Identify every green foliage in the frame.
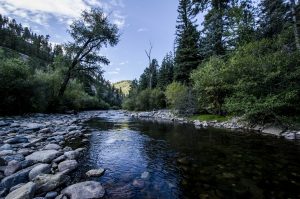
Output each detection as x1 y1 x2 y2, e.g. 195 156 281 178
139 59 159 90
0 55 34 114
0 12 122 115
258 0 290 38
174 0 202 84
57 8 119 98
224 36 300 122
189 114 231 122
191 56 229 115
122 98 136 111
113 80 132 95
31 68 62 112
122 88 165 111
165 82 196 115
157 52 174 90
0 14 54 63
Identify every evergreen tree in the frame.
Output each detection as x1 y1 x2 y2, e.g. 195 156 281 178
138 58 159 90
224 0 256 48
289 0 300 51
174 0 202 84
157 52 174 90
258 0 290 38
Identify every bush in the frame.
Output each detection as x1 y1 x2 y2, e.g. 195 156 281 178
191 56 229 115
122 97 136 111
224 37 300 122
165 82 196 115
122 88 166 111
149 88 166 109
0 57 34 114
31 68 63 112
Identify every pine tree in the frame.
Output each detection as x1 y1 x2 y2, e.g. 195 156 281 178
290 0 300 51
157 52 174 90
258 0 290 38
138 59 159 90
174 0 202 84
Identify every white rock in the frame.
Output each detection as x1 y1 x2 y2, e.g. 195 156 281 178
61 181 105 199
29 164 51 180
86 168 105 177
44 144 61 150
5 182 36 199
141 171 150 179
58 160 78 173
25 150 60 163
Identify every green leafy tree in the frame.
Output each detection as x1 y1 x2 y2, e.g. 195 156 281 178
224 36 300 122
58 8 119 99
0 54 34 114
165 82 196 115
191 56 229 115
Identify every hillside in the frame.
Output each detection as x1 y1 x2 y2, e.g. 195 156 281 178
113 80 132 95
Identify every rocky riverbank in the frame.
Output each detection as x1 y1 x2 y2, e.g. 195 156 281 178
0 111 107 199
0 110 299 198
128 110 300 140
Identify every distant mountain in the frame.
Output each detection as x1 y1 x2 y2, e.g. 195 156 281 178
113 80 132 95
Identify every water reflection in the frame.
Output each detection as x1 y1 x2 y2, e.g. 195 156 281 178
70 111 300 199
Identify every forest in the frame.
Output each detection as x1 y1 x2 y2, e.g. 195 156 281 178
0 9 124 115
123 0 300 124
0 0 300 125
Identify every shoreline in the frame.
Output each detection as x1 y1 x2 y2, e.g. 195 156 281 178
0 110 299 198
0 111 107 198
126 110 300 140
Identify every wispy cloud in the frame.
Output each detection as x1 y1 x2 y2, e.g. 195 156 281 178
110 0 125 8
119 61 128 65
112 12 126 29
137 28 148 32
0 0 126 29
107 71 119 75
107 67 121 75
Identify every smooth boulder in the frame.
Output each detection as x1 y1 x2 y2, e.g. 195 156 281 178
25 150 60 163
5 137 28 144
29 164 51 180
64 151 79 160
4 160 21 176
33 172 69 193
86 168 105 177
61 181 105 199
5 182 36 199
44 144 61 150
58 160 78 173
1 164 36 189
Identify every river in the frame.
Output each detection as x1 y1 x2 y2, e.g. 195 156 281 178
68 111 300 199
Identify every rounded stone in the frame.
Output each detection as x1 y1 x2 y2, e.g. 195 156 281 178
62 181 105 199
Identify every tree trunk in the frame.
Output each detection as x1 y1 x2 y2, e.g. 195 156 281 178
291 0 300 51
58 68 71 98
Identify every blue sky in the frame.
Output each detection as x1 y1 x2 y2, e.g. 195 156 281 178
0 0 179 83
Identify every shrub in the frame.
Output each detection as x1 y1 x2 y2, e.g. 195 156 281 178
122 88 166 111
191 56 229 115
0 57 34 114
224 38 300 122
165 82 196 115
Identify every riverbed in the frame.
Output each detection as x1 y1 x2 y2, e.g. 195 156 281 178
69 111 300 199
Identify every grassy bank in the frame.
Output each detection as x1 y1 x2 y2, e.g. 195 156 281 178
188 114 232 122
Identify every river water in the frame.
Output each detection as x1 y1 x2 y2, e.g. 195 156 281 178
69 111 300 199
